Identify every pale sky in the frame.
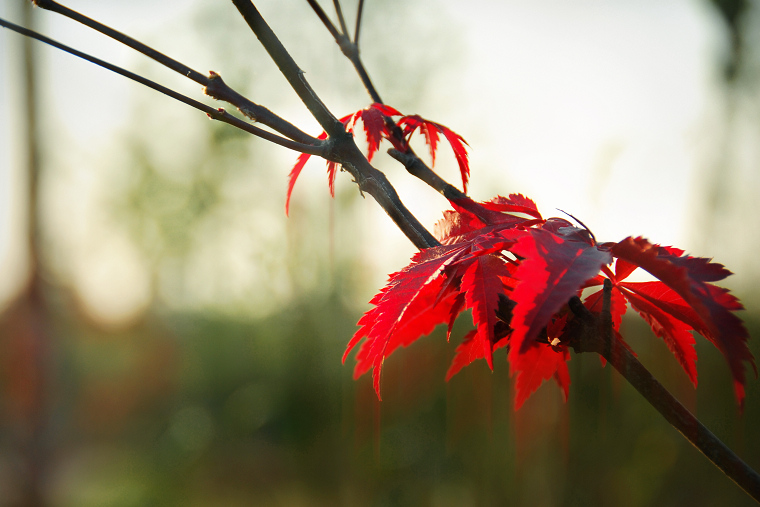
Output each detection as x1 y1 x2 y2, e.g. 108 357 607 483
1 0 757 323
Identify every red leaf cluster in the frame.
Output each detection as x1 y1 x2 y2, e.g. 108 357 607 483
286 104 470 214
344 196 756 409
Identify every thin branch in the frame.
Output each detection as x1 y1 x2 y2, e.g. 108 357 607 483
0 18 324 156
332 0 350 39
306 0 342 41
203 72 318 145
306 0 382 103
388 148 465 200
33 0 207 85
231 0 439 250
32 0 317 145
354 0 365 45
231 0 343 136
309 1 472 200
387 148 497 225
568 282 760 503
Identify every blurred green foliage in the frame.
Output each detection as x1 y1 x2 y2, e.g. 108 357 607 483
26 291 758 507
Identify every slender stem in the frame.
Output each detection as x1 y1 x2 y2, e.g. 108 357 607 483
0 18 324 155
232 0 438 250
309 2 468 198
605 339 760 502
570 281 760 503
332 0 349 38
307 0 382 103
306 0 342 41
231 0 344 135
32 0 315 144
340 148 440 249
388 148 501 226
33 0 207 84
354 0 365 44
349 53 382 104
388 148 465 200
203 72 318 145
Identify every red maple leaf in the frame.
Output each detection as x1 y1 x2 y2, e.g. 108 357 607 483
344 199 755 410
600 237 756 406
286 104 470 214
397 115 471 192
507 224 612 408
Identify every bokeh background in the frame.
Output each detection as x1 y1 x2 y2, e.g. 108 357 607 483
1 0 759 505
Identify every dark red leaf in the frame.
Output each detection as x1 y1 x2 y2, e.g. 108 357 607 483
286 131 328 216
460 254 512 369
509 228 612 356
513 341 570 410
446 330 509 381
479 194 543 220
344 244 469 399
618 285 698 386
345 198 753 411
611 236 756 406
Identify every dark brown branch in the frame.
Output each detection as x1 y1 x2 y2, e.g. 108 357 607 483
568 281 760 503
337 145 440 249
32 0 316 145
332 0 350 39
17 0 438 249
388 148 466 201
231 0 344 136
306 0 342 41
232 0 438 250
0 18 324 156
33 0 207 84
203 72 318 145
354 0 365 45
387 147 502 226
306 0 382 103
310 6 468 198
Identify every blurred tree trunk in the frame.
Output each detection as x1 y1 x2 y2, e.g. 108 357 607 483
0 2 53 505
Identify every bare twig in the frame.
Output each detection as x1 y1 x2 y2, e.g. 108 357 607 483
354 0 365 44
0 18 324 155
332 0 349 39
306 0 342 41
231 0 438 250
31 0 317 145
307 1 473 202
14 0 439 249
231 0 343 135
33 0 206 83
306 0 382 103
568 281 760 503
388 148 466 201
